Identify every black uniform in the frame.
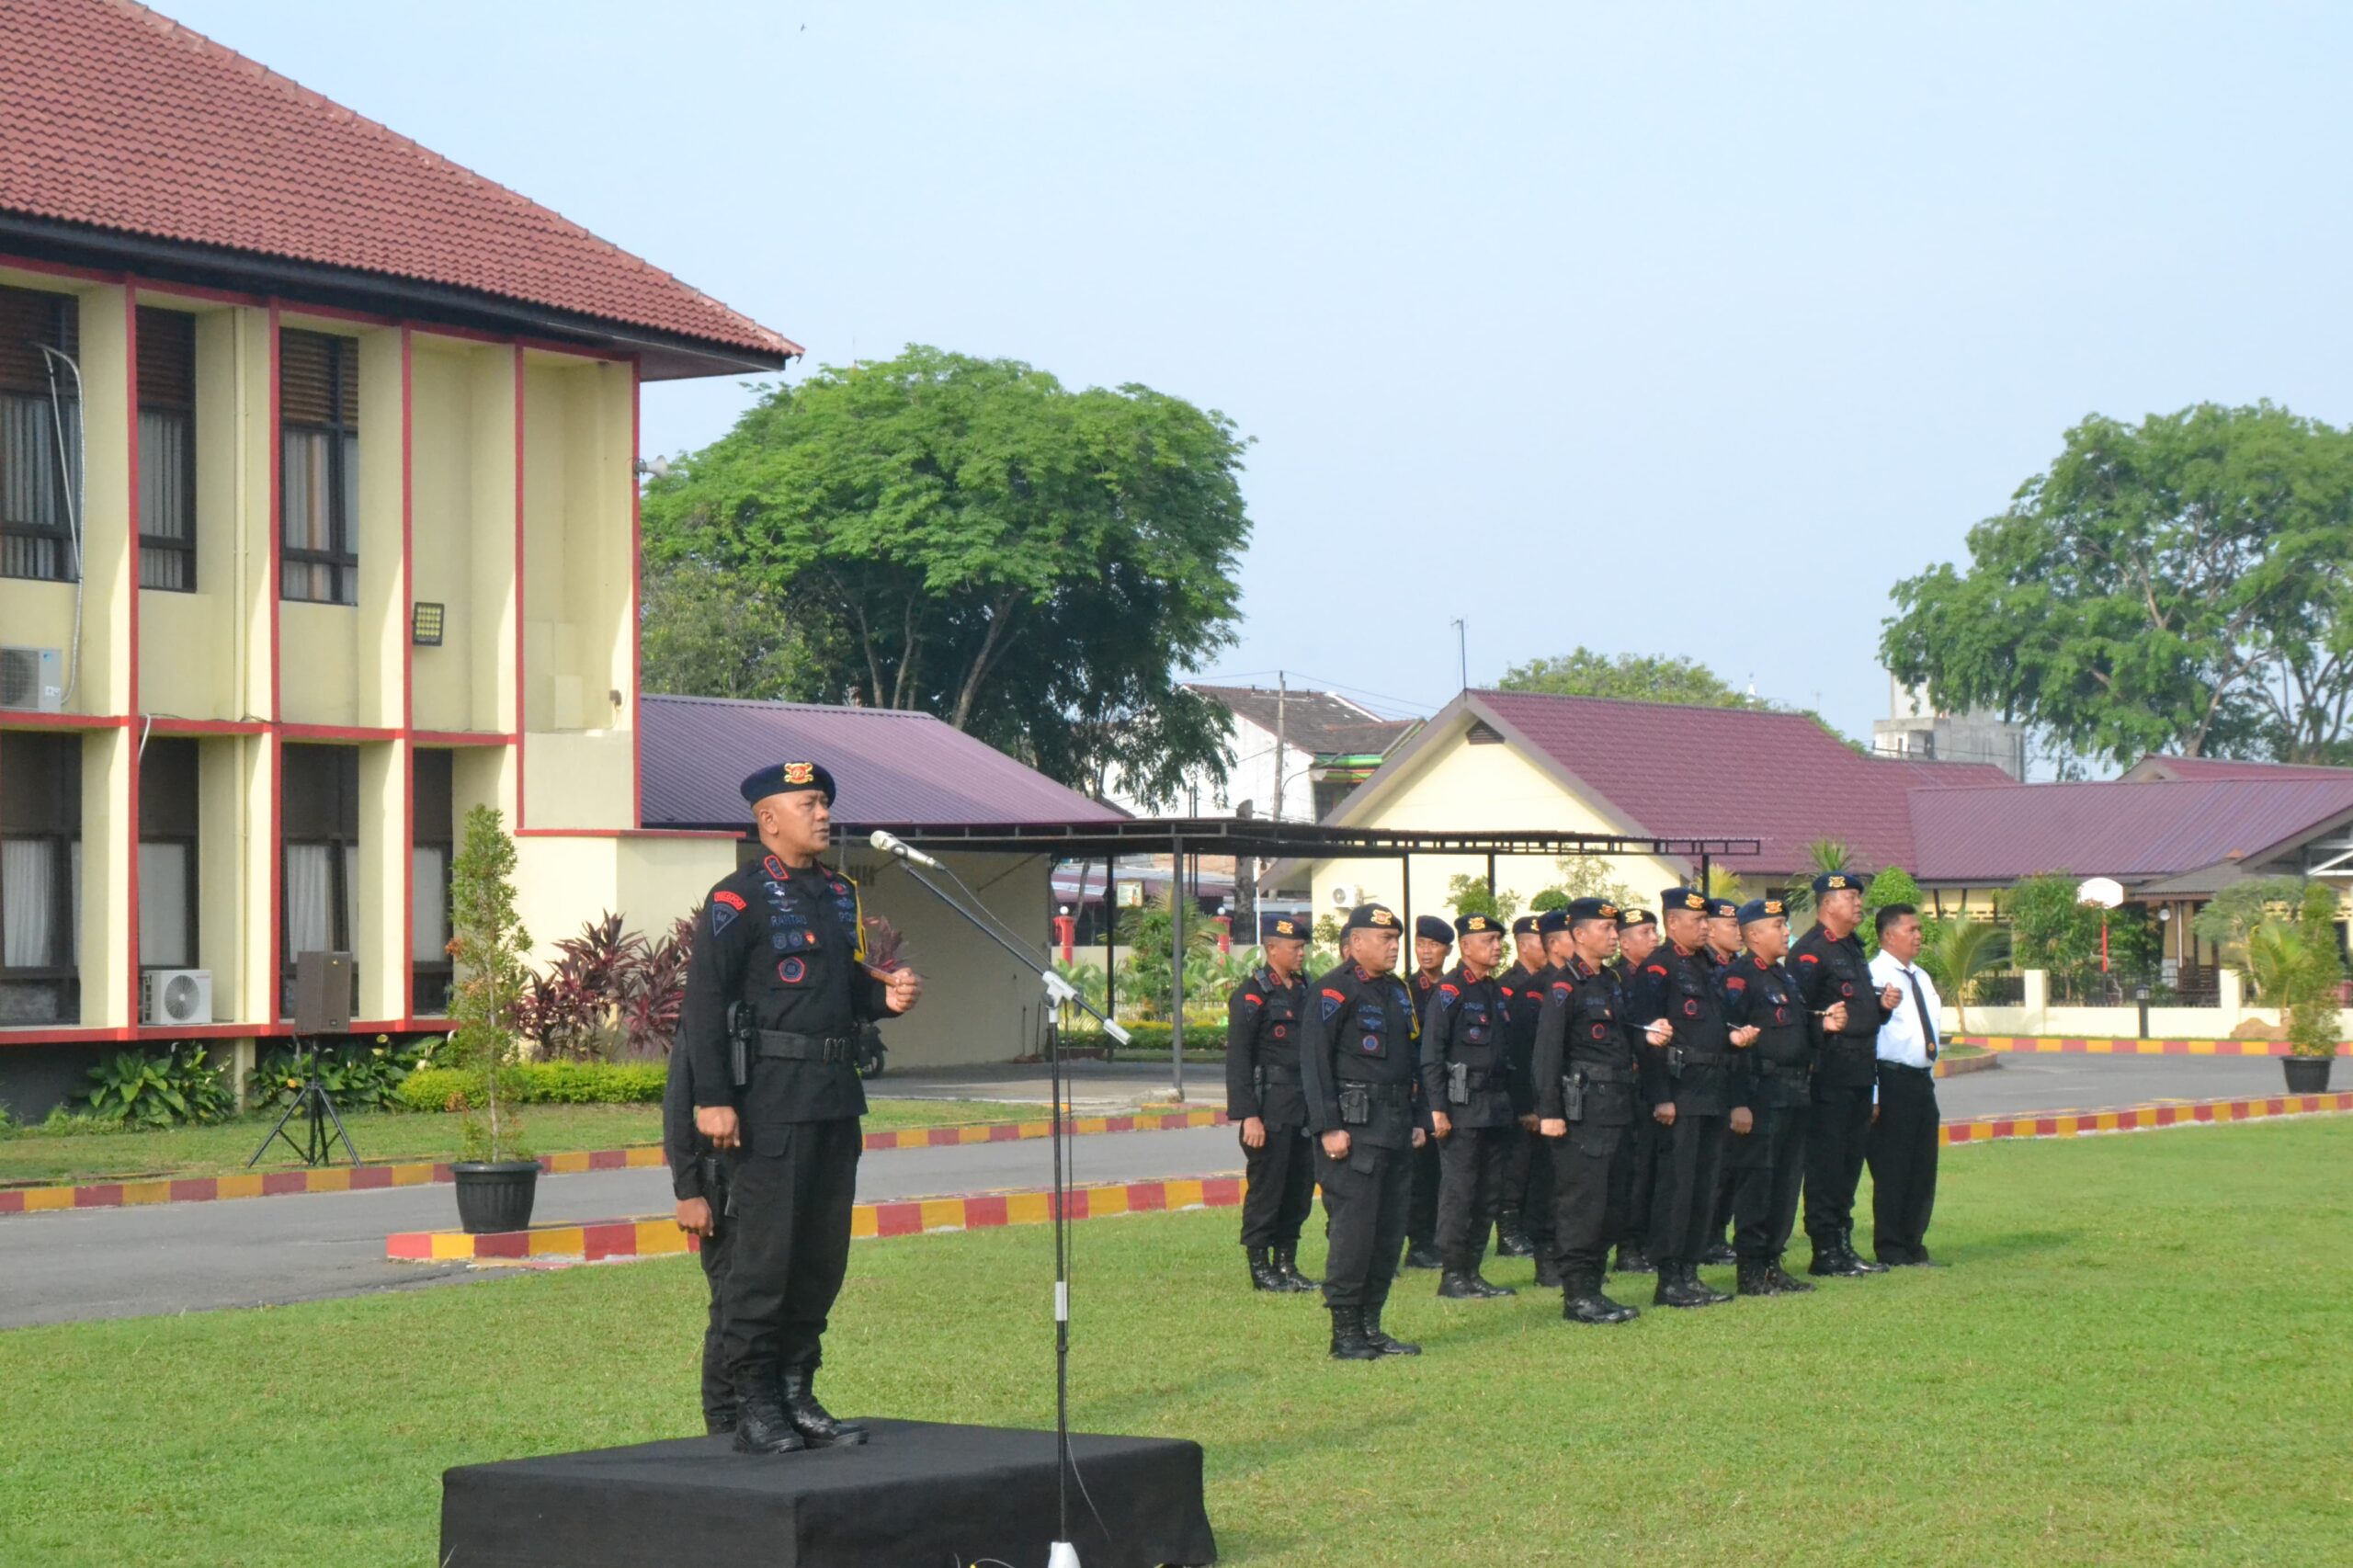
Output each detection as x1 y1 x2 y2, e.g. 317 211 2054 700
1532 957 1643 1287
1497 960 1551 1257
677 853 890 1393
1301 960 1421 1312
1790 924 1890 1261
1705 947 1745 1252
1226 962 1315 1252
1608 951 1662 1267
1717 955 1813 1268
663 1028 734 1430
1420 963 1517 1275
1629 942 1741 1276
1403 969 1446 1261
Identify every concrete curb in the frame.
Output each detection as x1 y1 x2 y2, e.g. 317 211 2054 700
1935 1051 2000 1079
0 1108 1230 1219
1942 1089 2353 1145
1951 1035 2347 1058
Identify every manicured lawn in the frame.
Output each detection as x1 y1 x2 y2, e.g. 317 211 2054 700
0 1097 1049 1187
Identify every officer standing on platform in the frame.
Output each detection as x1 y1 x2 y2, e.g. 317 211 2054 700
1717 898 1838 1296
1301 903 1427 1361
1226 914 1319 1293
1608 906 1662 1276
1422 913 1518 1301
1400 915 1454 1271
1791 870 1904 1278
676 761 925 1455
1496 914 1550 1277
1629 888 1739 1309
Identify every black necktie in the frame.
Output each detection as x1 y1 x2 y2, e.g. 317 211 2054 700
1905 967 1937 1062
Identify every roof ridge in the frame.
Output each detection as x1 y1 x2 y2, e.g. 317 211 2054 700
1474 686 1817 722
642 693 940 720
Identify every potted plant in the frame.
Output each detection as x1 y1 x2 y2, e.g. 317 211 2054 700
447 805 539 1233
2283 884 2343 1094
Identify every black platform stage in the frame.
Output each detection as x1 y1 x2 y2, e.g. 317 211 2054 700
440 1417 1216 1567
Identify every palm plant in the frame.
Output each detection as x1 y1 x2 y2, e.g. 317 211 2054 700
1915 917 2011 1035
1705 865 1748 903
1780 837 1854 921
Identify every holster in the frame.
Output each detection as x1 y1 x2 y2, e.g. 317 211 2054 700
698 1153 730 1236
1448 1061 1471 1106
1337 1085 1372 1126
1559 1074 1586 1123
726 1002 751 1089
1666 1042 1687 1077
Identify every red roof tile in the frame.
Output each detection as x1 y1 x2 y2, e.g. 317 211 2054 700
2120 754 2353 783
1908 778 2353 884
0 0 796 358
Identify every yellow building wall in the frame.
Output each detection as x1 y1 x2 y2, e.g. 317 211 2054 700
408 335 515 735
137 301 248 723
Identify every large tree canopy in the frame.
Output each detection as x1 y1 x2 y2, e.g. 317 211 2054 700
641 347 1251 804
1498 648 1752 707
1881 403 2353 767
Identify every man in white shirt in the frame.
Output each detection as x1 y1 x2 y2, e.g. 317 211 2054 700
1867 904 1943 1267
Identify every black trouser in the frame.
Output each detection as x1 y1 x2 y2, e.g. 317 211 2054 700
1316 1141 1412 1311
1405 1137 1441 1252
1436 1125 1510 1271
1730 1102 1810 1263
1238 1120 1316 1249
1711 1158 1738 1239
1615 1112 1659 1255
1868 1065 1939 1262
1804 1081 1876 1254
1549 1119 1626 1278
697 1164 735 1425
1648 1108 1729 1269
717 1118 862 1381
1513 1123 1555 1252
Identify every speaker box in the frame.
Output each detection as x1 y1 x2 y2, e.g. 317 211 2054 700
294 951 355 1035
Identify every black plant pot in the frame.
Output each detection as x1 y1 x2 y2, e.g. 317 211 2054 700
2281 1055 2335 1095
452 1160 540 1233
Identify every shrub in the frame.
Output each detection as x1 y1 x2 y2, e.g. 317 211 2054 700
249 1035 439 1114
397 1060 668 1111
517 910 697 1061
449 805 531 1162
79 1044 234 1129
2286 882 2345 1059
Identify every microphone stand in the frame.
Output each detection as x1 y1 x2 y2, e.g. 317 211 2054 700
881 853 1128 1568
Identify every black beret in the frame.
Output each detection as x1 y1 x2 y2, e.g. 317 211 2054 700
1737 897 1787 926
1454 913 1502 937
1415 915 1455 945
1536 908 1573 935
1813 869 1862 895
1662 887 1710 914
1510 915 1540 937
1343 903 1402 935
1260 914 1306 942
1617 906 1656 930
1707 897 1740 920
1566 896 1620 926
741 760 836 807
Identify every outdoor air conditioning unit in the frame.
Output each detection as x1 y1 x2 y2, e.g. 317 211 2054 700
1328 882 1360 908
0 646 64 712
142 969 213 1027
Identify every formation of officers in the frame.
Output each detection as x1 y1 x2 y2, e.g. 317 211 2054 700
1227 872 1945 1360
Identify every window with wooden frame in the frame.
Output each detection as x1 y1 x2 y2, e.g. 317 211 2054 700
0 733 83 1025
0 285 82 584
137 307 198 592
411 749 455 1017
278 329 358 606
280 744 360 1017
137 738 200 973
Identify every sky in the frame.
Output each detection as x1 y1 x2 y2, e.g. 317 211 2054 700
165 1 2353 759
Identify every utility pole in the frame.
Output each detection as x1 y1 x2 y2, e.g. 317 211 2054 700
1450 619 1467 693
1273 670 1287 823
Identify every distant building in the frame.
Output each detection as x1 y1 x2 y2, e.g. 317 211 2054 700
1100 684 1418 824
1871 674 2029 780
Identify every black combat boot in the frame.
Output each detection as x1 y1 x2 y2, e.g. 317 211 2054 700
1533 1250 1563 1289
705 1411 738 1437
1438 1268 1484 1300
1613 1244 1653 1274
1690 1266 1733 1306
1272 1245 1319 1291
1362 1305 1422 1356
1496 1210 1535 1258
730 1369 807 1455
1652 1262 1711 1309
1700 1235 1738 1267
1328 1306 1381 1361
1467 1269 1517 1299
1845 1228 1889 1273
1403 1242 1444 1271
780 1367 868 1447
1810 1239 1870 1278
1735 1258 1777 1297
1247 1247 1283 1291
1563 1268 1640 1325
1766 1256 1814 1294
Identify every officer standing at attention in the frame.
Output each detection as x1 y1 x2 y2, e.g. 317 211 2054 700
1227 914 1319 1293
1496 915 1550 1278
1791 870 1904 1278
1535 898 1672 1324
1867 903 1945 1267
676 761 925 1454
1400 915 1454 1271
1422 913 1518 1301
666 1020 736 1434
1700 896 1746 1265
1608 907 1662 1276
1301 903 1426 1361
1629 888 1739 1309
1716 898 1841 1296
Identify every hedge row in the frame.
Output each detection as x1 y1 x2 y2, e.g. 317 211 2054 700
396 1061 667 1111
1056 1022 1225 1055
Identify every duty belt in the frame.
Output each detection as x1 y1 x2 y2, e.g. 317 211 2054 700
1257 1063 1302 1085
1332 1077 1413 1099
1678 1049 1735 1068
1753 1055 1810 1077
1566 1062 1634 1085
754 1029 858 1065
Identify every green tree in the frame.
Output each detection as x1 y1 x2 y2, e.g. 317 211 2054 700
2288 882 2345 1057
1915 917 2012 1033
642 346 1251 803
1861 865 1926 958
1882 403 2353 767
1115 890 1221 1020
2190 875 2308 972
1499 648 1750 707
1999 872 2159 995
449 806 530 1163
1533 854 1640 913
639 555 826 701
1780 837 1854 922
1704 865 1748 904
1445 873 1520 923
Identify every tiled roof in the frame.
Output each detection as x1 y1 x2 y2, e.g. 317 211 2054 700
1188 685 1418 759
0 0 796 358
639 696 1125 831
1909 778 2353 884
2120 754 2353 784
1432 689 2015 877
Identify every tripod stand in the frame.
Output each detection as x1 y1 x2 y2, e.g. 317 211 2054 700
245 1038 361 1168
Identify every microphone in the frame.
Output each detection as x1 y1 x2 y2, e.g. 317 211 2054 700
869 829 945 871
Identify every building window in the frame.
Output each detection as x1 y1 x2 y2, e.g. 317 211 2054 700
138 738 199 971
0 285 82 585
280 744 360 1016
278 329 358 606
411 749 454 1017
0 733 83 1024
137 307 198 592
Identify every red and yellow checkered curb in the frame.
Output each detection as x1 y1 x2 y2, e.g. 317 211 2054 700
1943 1090 2353 1145
386 1175 1249 1263
0 1108 1229 1220
1950 1035 2349 1057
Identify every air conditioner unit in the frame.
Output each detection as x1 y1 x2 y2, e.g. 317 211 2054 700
1328 882 1360 908
0 646 64 712
142 969 213 1027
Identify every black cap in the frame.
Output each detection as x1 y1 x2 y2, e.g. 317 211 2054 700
1707 897 1740 920
1415 915 1455 946
1536 908 1573 935
1662 887 1709 914
1737 897 1787 926
1617 906 1656 930
1260 914 1306 942
1510 915 1540 937
1343 903 1402 935
1813 869 1862 895
1566 896 1620 926
740 760 836 807
1454 913 1502 937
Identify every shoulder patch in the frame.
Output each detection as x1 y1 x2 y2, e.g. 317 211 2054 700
1798 952 1820 964
1644 963 1668 977
1437 983 1460 1010
1725 974 1746 990
712 890 747 911
1550 982 1573 1003
1321 987 1346 1022
1242 993 1263 1006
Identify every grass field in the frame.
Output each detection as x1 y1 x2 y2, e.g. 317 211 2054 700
4 1116 2349 1566
0 1097 1049 1187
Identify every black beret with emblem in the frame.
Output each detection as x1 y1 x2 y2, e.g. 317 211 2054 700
1511 915 1540 937
1566 896 1619 927
1344 903 1401 935
1617 906 1656 930
740 759 837 807
1535 907 1573 935
1454 912 1502 937
1737 897 1787 926
1707 897 1740 920
1663 886 1709 914
1415 915 1455 946
1813 869 1862 895
1260 914 1306 942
